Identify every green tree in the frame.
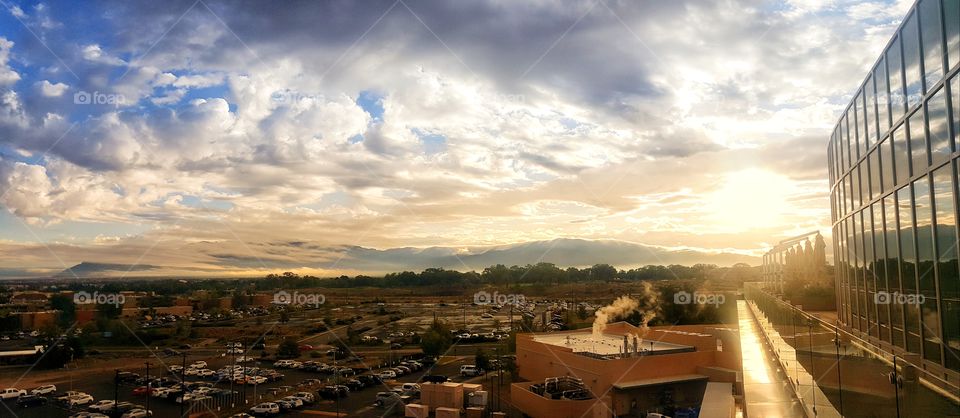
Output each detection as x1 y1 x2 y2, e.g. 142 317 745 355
419 319 452 357
50 294 76 326
277 337 300 358
474 348 490 371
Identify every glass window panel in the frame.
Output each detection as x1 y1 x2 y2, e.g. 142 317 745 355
880 136 894 193
885 194 901 288
870 149 882 199
929 91 953 169
899 186 918 291
935 164 959 300
919 0 944 89
946 0 960 71
840 177 847 216
953 75 959 150
886 194 906 346
866 75 877 143
856 91 868 152
909 110 929 175
865 208 876 292
854 165 863 209
915 177 935 295
902 12 924 108
844 112 854 165
942 299 960 371
922 295 942 363
893 123 911 185
875 58 891 135
888 36 906 120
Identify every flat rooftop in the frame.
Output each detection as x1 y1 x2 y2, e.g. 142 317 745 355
533 331 694 356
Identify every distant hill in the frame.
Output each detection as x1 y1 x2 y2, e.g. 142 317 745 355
340 238 758 271
56 262 158 278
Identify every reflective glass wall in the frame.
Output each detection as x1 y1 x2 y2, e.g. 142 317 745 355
827 0 960 384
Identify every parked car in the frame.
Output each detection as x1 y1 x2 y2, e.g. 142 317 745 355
399 383 421 395
16 394 48 407
0 388 26 400
291 392 315 404
316 386 347 400
131 387 153 396
190 361 207 369
377 370 396 380
344 379 364 391
358 375 382 386
87 400 116 412
375 391 403 407
459 365 484 377
421 375 448 383
30 385 57 396
68 413 108 418
120 409 153 418
63 394 95 407
115 372 140 383
249 402 280 416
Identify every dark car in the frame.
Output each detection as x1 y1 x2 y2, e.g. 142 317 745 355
389 343 403 349
252 342 266 350
116 372 140 383
317 386 347 400
357 375 381 386
179 344 192 349
421 375 448 384
163 348 180 356
344 379 364 391
16 395 48 408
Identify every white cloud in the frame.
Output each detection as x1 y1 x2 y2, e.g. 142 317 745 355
34 80 68 97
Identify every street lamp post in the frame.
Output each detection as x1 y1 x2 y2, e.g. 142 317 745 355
144 361 150 414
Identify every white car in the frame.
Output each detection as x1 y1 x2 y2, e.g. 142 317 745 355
460 365 483 377
190 361 207 369
183 368 200 376
65 394 94 407
0 388 25 399
246 376 267 385
176 392 209 403
121 409 153 418
399 383 421 394
273 360 293 368
88 400 116 412
30 384 57 395
69 413 108 418
150 387 174 398
197 369 216 377
377 370 396 380
249 402 280 415
292 392 315 404
281 396 303 408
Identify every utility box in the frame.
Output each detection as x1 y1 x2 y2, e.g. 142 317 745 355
436 407 461 418
465 407 485 418
404 404 428 418
466 390 488 407
421 382 464 411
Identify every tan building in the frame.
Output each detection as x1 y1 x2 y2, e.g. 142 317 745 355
16 311 58 330
511 322 741 418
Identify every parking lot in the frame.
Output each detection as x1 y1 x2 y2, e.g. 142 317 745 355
2 344 499 418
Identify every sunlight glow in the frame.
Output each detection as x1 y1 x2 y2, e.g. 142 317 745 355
706 169 792 232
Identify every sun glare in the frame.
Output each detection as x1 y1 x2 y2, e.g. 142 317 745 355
706 169 791 231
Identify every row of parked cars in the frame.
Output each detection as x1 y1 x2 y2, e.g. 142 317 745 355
0 385 151 418
244 391 316 416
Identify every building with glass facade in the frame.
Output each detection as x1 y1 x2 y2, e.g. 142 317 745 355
827 0 960 387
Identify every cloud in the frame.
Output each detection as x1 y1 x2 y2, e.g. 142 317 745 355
35 80 68 96
0 0 914 274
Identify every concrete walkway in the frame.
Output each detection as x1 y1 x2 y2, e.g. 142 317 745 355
737 300 806 418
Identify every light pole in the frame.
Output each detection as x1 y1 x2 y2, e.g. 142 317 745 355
144 361 150 414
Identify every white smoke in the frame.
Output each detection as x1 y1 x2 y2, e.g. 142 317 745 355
592 283 661 338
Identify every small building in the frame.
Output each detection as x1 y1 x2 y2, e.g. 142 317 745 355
511 322 741 418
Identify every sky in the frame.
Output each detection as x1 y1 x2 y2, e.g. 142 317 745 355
0 0 916 278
